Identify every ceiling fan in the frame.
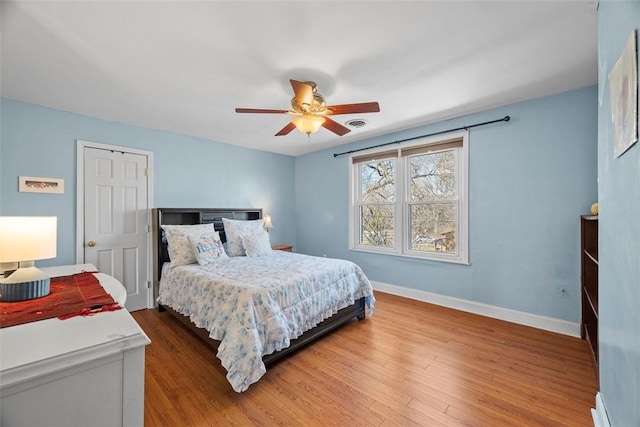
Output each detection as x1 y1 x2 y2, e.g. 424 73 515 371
235 79 380 137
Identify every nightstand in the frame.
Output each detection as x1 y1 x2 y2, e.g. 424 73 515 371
272 245 293 252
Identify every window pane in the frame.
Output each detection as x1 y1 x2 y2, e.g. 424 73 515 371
410 203 457 254
360 160 395 202
360 205 394 247
409 150 456 202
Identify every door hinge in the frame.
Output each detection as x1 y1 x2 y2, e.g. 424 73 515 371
147 281 152 289
145 168 150 177
147 225 151 233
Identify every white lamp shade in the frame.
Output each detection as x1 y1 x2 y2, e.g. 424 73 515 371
263 215 273 229
0 216 57 263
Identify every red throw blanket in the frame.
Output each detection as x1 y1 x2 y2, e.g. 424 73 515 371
0 271 122 328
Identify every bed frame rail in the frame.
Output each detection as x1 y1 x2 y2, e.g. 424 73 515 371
163 298 366 366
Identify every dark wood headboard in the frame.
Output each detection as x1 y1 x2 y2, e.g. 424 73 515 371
151 207 262 304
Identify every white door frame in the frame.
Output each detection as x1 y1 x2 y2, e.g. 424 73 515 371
76 140 154 309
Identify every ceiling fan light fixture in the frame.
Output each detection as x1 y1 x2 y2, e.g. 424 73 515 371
236 79 379 137
292 115 325 135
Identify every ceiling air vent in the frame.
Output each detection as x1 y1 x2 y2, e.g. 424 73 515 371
345 119 368 129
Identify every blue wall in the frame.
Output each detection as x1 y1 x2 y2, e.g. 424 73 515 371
0 98 296 267
296 86 598 322
598 1 640 425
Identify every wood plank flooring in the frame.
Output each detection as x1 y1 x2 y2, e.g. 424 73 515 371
132 292 597 426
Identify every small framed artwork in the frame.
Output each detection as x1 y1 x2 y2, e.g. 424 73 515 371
19 176 65 194
608 29 638 158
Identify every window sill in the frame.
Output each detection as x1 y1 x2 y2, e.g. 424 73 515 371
349 246 470 265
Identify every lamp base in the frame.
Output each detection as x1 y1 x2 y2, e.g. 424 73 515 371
1 278 50 301
0 264 51 301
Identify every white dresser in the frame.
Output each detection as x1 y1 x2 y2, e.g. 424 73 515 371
0 264 151 426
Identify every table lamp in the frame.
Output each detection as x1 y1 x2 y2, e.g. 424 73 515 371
0 216 57 301
263 215 273 232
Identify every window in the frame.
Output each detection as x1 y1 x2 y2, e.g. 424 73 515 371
350 131 468 264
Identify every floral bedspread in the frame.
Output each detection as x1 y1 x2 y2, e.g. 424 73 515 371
157 251 375 392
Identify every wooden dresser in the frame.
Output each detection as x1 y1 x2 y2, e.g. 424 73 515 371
272 244 293 252
0 264 150 426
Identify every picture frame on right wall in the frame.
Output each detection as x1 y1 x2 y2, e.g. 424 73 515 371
608 29 638 158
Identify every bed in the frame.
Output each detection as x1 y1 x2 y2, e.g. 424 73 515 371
152 208 375 392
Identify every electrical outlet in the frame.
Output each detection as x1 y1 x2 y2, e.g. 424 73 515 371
557 286 569 298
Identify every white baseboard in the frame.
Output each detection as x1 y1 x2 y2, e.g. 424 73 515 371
371 280 581 337
592 392 611 427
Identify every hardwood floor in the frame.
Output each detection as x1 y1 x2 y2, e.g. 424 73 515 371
133 292 597 426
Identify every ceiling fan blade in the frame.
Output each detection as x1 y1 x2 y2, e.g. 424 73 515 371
326 102 380 115
322 117 351 136
289 79 314 111
235 108 289 114
275 121 296 136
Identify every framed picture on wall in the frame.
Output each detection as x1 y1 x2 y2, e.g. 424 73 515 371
608 29 638 158
19 176 65 194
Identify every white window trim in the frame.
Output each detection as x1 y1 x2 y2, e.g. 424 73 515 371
349 131 469 265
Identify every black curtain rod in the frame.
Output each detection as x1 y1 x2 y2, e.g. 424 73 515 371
333 115 510 158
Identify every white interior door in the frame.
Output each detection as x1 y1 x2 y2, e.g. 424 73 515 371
82 146 150 311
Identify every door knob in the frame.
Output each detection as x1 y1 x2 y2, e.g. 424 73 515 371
87 240 96 247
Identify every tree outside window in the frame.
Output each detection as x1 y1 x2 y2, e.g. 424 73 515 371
408 150 458 254
359 159 395 248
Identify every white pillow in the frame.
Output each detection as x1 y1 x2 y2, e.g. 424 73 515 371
222 218 264 257
161 223 214 265
242 231 273 257
188 231 228 266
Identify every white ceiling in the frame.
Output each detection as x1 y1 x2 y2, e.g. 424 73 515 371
1 1 598 157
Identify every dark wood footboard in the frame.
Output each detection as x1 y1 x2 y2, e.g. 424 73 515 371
265 297 366 365
160 297 366 366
